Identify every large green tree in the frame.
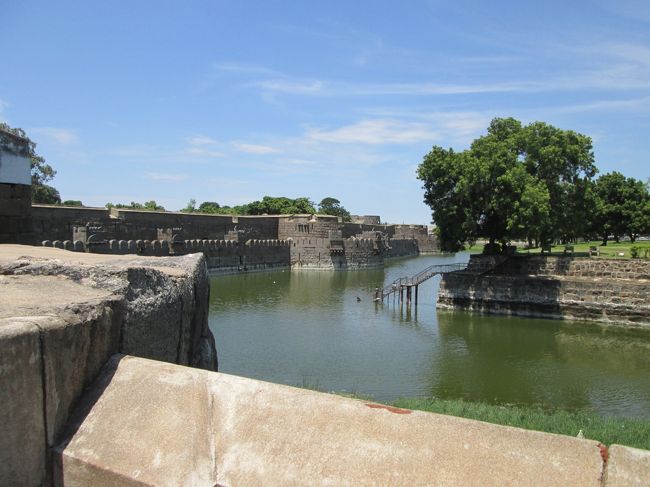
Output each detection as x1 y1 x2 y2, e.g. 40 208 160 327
417 118 595 252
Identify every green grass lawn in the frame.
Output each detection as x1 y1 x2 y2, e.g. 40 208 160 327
392 397 650 450
465 240 650 260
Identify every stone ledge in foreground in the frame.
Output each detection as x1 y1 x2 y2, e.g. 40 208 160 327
56 354 613 487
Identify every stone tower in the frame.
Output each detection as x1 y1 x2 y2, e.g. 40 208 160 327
0 128 33 244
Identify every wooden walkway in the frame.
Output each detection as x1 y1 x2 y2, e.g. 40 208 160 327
374 262 468 306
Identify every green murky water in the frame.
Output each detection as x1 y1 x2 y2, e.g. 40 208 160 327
209 254 650 418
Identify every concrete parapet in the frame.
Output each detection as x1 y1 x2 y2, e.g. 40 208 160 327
0 244 217 484
606 445 650 486
55 355 610 486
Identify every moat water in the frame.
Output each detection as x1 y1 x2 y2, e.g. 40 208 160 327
209 254 650 419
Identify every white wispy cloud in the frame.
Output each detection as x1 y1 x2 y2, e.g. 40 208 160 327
284 158 318 166
31 127 79 145
144 172 188 182
548 95 650 114
253 79 325 95
112 144 158 158
253 78 542 97
231 142 281 154
601 42 650 67
213 62 280 76
185 146 224 158
597 0 650 24
187 135 218 146
255 73 650 97
306 119 439 145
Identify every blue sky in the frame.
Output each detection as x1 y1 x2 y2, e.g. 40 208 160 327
1 0 649 224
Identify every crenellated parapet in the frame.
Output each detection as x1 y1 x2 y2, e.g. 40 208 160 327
28 207 438 271
289 234 386 270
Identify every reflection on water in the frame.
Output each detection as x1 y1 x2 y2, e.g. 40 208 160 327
209 254 650 418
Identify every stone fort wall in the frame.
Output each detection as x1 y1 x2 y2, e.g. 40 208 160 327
29 205 439 270
290 237 383 270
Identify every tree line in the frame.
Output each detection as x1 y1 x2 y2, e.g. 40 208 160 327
179 196 352 220
417 118 650 252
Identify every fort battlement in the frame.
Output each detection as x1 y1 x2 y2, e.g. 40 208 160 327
27 205 439 271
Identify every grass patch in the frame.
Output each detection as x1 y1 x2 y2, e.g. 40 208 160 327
298 382 650 449
468 240 650 260
392 397 650 450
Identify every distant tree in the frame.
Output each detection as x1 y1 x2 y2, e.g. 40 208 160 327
417 118 596 252
61 200 83 207
247 196 316 215
196 201 221 214
180 198 197 213
317 197 351 221
0 122 62 204
592 172 650 243
106 200 165 211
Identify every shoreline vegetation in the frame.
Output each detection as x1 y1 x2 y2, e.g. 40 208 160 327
377 396 650 450
466 240 650 260
391 397 650 451
298 381 650 450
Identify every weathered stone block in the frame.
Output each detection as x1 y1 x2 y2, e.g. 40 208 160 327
0 318 46 487
37 301 122 445
606 445 650 486
53 355 216 486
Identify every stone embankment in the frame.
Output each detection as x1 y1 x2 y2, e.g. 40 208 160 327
0 245 217 486
439 255 650 326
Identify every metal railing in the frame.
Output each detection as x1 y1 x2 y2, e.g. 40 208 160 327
377 262 468 300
